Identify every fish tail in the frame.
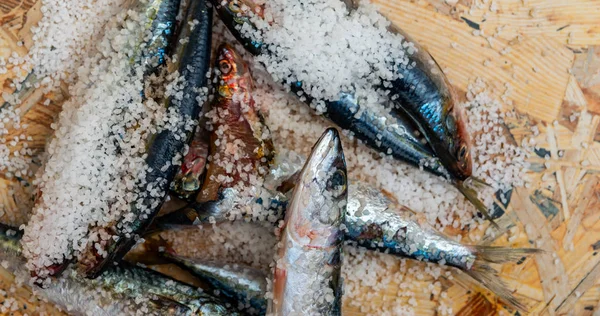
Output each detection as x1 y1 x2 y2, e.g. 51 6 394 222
465 246 542 312
473 246 542 264
456 180 500 229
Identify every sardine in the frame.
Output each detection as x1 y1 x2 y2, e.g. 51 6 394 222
80 0 213 278
156 152 538 312
209 1 446 177
163 251 268 315
268 128 346 315
0 224 239 315
208 3 498 224
196 43 274 204
345 181 539 311
25 0 185 280
383 26 494 221
158 42 276 225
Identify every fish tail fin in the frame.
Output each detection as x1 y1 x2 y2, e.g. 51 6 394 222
473 246 542 264
456 180 500 229
465 246 542 312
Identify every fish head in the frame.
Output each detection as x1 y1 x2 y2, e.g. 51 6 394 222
215 43 253 103
286 128 347 249
443 98 473 180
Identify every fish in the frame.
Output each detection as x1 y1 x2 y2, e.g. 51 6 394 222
195 43 274 204
209 1 498 225
156 43 276 225
170 126 210 200
0 223 240 315
268 128 347 315
79 0 213 279
24 0 185 280
155 151 538 312
163 251 268 315
344 181 539 312
383 26 494 221
210 0 445 177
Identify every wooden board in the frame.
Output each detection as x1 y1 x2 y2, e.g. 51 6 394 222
1 0 600 315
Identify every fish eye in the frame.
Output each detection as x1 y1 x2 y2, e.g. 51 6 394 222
228 1 240 12
457 143 468 160
219 60 232 74
328 169 347 198
445 114 456 133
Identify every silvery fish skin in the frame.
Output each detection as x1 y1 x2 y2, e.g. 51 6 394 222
269 128 347 316
345 181 475 269
0 224 238 316
165 253 267 315
387 26 473 182
81 0 214 278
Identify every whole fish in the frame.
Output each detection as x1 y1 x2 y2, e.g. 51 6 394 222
383 26 492 218
210 1 444 177
24 0 185 280
269 128 347 315
79 0 213 278
196 43 274 204
155 152 538 312
208 2 497 224
163 251 267 315
0 224 239 316
344 181 538 311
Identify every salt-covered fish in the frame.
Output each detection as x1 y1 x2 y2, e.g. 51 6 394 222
0 224 239 316
22 0 186 280
80 0 214 278
196 43 274 204
269 128 346 315
208 0 499 224
170 127 210 200
156 151 538 311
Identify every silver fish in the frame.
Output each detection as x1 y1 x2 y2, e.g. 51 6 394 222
344 182 539 311
157 150 539 312
268 128 347 316
0 224 238 316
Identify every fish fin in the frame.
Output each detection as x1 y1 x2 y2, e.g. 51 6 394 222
277 170 300 193
456 180 500 230
125 235 173 266
469 176 492 188
465 262 528 312
472 246 542 264
465 246 542 312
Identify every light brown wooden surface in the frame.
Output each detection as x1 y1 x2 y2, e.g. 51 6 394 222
1 0 600 315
